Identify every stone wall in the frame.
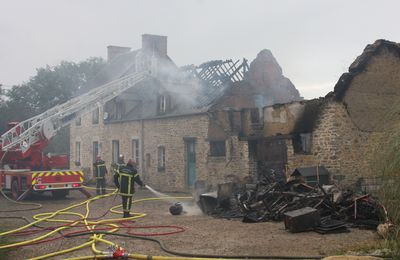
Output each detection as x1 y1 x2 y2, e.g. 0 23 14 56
70 109 252 192
287 100 382 187
141 115 209 192
343 47 400 132
70 106 142 185
206 136 251 188
286 46 400 187
262 102 305 136
71 111 211 191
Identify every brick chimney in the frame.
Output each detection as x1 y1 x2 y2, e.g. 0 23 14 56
142 34 167 56
107 45 131 62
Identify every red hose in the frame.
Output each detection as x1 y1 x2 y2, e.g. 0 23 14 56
120 222 185 236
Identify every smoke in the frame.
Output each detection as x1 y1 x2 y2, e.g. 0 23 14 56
180 201 203 216
145 185 202 216
155 57 204 108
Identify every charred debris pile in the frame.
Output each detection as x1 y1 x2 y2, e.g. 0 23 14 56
197 171 388 234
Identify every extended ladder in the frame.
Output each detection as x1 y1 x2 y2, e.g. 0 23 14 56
1 71 149 153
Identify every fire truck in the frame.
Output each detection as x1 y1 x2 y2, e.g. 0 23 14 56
0 71 148 200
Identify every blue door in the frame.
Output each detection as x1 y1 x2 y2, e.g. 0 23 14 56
185 140 196 187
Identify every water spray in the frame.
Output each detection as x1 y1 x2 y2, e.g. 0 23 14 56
144 185 202 216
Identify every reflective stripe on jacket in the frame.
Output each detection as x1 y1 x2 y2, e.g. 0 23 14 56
93 160 107 179
115 164 143 196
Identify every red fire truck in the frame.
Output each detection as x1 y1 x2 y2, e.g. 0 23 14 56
0 122 85 199
0 71 148 200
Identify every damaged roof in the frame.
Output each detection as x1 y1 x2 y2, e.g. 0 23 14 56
334 39 400 101
89 45 249 120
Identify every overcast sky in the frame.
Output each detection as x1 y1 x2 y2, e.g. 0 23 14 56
1 0 399 99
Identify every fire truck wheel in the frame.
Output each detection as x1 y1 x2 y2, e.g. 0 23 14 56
51 190 69 199
11 180 21 200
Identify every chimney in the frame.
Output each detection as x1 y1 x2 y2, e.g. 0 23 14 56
107 45 131 62
142 34 167 56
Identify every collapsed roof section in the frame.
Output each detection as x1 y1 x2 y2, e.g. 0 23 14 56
180 59 249 108
94 44 250 122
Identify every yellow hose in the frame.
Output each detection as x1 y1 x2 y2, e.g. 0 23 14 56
29 240 94 260
0 189 197 259
82 185 118 192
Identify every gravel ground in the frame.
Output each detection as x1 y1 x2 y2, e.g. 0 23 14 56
0 187 381 259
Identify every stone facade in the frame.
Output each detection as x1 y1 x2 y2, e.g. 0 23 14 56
70 109 251 192
68 34 303 192
287 100 372 186
250 40 400 188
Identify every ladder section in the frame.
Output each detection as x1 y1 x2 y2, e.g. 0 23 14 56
1 71 148 153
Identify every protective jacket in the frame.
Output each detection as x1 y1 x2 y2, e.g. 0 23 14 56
93 160 107 179
112 162 124 174
112 160 124 181
114 164 144 196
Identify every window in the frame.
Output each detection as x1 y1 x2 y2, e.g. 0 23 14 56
293 133 312 154
112 140 119 163
116 102 124 119
92 107 99 124
75 117 81 126
158 95 166 114
146 153 151 168
75 142 81 165
300 133 311 153
92 141 99 163
228 111 235 130
158 146 165 171
209 140 226 157
131 139 140 166
250 108 260 124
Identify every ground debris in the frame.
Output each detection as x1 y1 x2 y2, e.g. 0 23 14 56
198 171 388 233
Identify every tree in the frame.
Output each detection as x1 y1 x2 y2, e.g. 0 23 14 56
0 84 4 106
0 57 106 153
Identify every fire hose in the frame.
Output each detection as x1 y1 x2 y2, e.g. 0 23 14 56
0 187 43 212
0 191 196 259
66 231 325 260
0 188 386 260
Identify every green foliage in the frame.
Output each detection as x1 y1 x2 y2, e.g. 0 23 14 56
0 85 5 106
44 126 70 154
0 57 105 154
372 101 400 258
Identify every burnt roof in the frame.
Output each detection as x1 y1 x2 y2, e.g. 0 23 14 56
88 44 250 121
334 39 400 101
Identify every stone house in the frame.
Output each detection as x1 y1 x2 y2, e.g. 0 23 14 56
243 39 400 190
69 34 301 191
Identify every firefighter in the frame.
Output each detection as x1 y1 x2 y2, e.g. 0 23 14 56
112 154 125 176
114 159 145 218
111 155 124 183
93 155 108 195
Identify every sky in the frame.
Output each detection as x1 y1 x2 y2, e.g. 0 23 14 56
0 0 399 99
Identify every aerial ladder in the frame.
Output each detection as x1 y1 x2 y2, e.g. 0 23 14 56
0 70 149 199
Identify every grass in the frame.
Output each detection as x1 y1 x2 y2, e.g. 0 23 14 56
339 240 386 255
371 104 400 259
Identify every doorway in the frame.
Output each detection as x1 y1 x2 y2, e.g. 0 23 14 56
185 139 196 187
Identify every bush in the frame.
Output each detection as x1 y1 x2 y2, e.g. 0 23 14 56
372 106 400 258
